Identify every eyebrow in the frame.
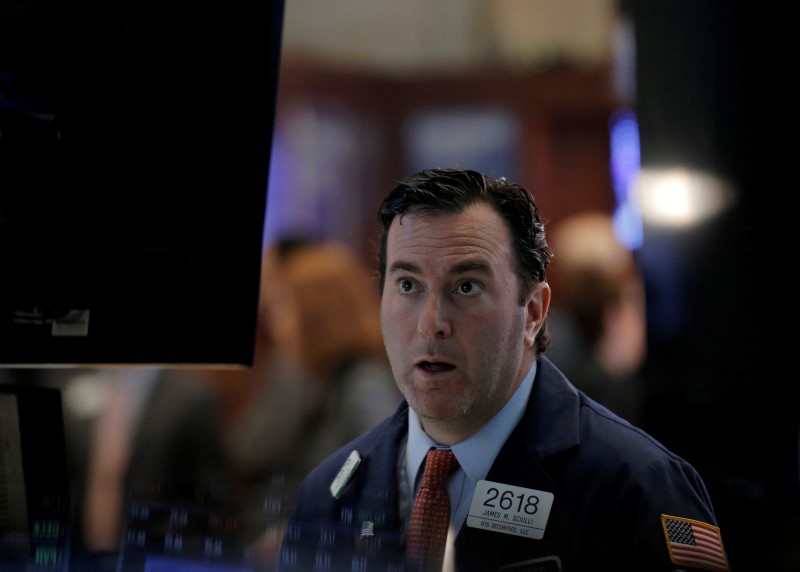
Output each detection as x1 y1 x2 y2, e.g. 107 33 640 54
451 260 492 276
387 260 420 275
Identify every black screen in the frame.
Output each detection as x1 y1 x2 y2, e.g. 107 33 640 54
0 0 285 365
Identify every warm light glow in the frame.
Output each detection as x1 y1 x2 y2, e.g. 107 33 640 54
632 168 735 228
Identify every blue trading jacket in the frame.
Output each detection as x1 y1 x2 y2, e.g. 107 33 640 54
276 356 728 572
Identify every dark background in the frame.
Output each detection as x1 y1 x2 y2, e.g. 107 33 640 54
630 1 797 568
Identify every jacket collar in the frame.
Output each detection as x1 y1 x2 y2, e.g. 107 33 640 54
525 356 582 459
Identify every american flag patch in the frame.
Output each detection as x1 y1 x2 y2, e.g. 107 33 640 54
661 514 729 571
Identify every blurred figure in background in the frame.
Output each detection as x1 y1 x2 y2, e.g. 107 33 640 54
545 211 647 425
35 366 234 571
221 237 402 567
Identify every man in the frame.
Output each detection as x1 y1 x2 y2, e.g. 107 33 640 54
276 168 728 572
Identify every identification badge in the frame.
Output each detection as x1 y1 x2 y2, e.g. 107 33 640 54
466 480 554 539
329 450 361 499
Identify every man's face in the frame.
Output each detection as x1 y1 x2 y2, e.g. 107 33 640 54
380 202 548 444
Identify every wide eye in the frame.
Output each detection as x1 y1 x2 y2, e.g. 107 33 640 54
457 280 482 295
398 278 415 293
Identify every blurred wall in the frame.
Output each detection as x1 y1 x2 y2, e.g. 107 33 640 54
265 0 624 260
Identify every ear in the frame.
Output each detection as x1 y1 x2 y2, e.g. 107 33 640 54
524 282 551 348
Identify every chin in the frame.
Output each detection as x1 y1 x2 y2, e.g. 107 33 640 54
413 394 465 420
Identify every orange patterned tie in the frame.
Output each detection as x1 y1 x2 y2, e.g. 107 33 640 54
405 448 459 572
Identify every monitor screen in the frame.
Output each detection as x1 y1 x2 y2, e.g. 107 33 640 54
0 383 72 572
0 0 286 366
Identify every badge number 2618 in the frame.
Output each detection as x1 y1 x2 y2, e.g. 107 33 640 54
466 480 554 540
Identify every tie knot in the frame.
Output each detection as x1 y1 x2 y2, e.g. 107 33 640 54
420 448 458 489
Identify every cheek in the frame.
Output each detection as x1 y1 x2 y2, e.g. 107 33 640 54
380 303 401 343
379 300 392 326
478 308 527 347
381 298 412 329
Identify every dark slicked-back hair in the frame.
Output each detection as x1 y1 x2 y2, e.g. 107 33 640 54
377 167 553 354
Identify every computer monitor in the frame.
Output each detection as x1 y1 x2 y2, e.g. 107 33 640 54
0 383 72 572
0 0 286 366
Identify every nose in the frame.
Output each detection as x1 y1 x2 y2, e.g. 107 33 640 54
417 292 451 339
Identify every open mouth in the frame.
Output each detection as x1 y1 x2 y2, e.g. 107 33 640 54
418 361 455 372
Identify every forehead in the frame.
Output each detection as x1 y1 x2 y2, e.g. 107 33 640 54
386 202 514 270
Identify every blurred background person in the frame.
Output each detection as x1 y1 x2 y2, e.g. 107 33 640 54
215 237 402 568
25 366 234 572
545 211 647 426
